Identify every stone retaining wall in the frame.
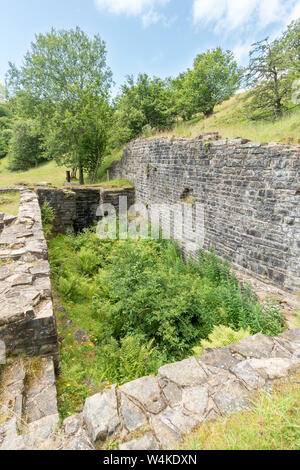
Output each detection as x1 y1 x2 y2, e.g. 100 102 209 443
110 136 300 292
0 188 59 365
80 328 300 450
36 186 135 234
1 328 299 450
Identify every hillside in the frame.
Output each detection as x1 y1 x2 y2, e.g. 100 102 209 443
0 92 299 190
0 156 68 188
154 92 300 144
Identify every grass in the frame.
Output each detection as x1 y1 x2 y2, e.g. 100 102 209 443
53 299 105 420
155 92 300 144
0 154 132 190
97 179 133 188
177 367 300 451
0 190 20 215
0 156 68 189
97 146 126 182
0 92 298 191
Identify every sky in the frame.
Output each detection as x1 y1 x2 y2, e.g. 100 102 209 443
0 0 299 95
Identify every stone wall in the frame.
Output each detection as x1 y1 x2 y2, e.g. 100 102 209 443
0 188 59 365
81 329 300 450
110 136 300 292
37 186 135 234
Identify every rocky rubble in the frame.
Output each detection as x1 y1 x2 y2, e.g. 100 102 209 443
0 357 59 450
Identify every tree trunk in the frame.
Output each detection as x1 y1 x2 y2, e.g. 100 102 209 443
79 165 84 185
204 108 214 118
71 168 77 179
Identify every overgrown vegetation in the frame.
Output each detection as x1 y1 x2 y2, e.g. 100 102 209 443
177 367 300 451
193 324 251 357
49 229 284 419
41 201 55 238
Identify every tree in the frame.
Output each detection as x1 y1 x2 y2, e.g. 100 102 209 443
6 27 113 184
112 74 175 146
0 103 13 159
8 119 44 170
281 19 300 74
43 91 112 183
245 35 295 119
171 72 195 121
176 48 242 119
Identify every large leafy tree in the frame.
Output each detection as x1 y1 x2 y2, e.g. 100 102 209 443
0 103 13 159
176 48 242 119
7 27 113 183
281 19 300 73
245 21 299 119
112 73 175 146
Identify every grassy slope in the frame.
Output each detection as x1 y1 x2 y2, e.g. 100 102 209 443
0 93 298 188
0 156 68 189
177 367 300 451
0 155 131 189
155 92 300 144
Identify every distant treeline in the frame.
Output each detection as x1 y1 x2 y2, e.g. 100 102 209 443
0 19 299 183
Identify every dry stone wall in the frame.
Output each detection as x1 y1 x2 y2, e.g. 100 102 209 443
0 188 59 364
37 185 135 234
80 329 300 450
110 136 300 292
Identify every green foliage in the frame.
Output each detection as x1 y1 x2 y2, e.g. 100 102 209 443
76 248 101 276
7 27 113 184
0 103 13 159
41 201 55 237
8 119 45 170
174 48 242 119
49 233 285 395
193 325 251 357
98 336 162 385
111 74 175 147
245 20 300 119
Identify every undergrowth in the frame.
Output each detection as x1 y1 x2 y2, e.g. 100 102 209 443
48 229 285 419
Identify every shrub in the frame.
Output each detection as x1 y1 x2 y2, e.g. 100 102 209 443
41 201 55 238
193 325 251 357
76 248 100 276
49 233 285 395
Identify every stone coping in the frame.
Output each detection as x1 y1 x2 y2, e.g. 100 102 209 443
80 329 300 450
0 188 58 361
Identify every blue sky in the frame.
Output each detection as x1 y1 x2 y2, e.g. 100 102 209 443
0 0 299 95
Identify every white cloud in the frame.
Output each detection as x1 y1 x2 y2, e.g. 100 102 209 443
193 0 300 32
95 0 169 17
142 8 162 27
233 39 254 63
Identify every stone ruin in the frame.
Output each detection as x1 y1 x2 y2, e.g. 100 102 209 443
0 134 300 450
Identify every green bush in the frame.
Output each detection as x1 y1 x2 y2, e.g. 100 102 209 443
49 233 285 398
8 119 46 171
41 201 55 238
193 325 251 357
76 248 100 276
